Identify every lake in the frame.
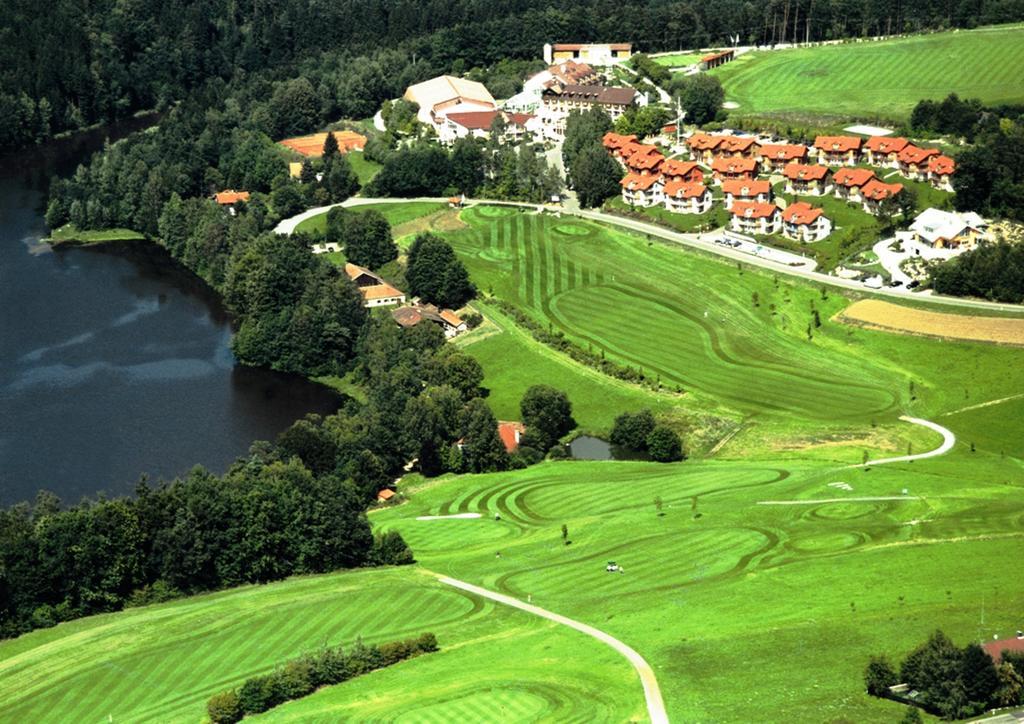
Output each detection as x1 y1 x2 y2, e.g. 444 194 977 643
0 118 341 507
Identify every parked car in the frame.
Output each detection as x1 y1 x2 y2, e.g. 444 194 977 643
907 280 921 289
890 280 903 287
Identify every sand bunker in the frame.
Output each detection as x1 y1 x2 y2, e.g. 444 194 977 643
415 513 483 521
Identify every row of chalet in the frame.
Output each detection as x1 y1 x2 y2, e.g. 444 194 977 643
683 132 956 191
606 132 833 241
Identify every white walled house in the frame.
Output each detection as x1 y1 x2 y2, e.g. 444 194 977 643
721 179 772 209
729 201 781 235
664 180 712 214
781 202 832 242
620 173 664 207
783 163 831 196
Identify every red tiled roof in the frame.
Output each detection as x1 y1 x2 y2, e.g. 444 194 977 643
783 163 830 181
376 488 396 501
439 309 464 327
660 159 702 178
628 152 665 172
701 50 734 63
711 156 758 174
620 173 663 191
447 110 533 130
928 155 956 175
718 136 757 153
664 180 708 199
603 132 638 150
497 421 525 452
686 132 724 151
661 124 677 134
759 143 807 161
863 136 910 154
861 178 904 201
722 179 771 197
814 135 862 153
781 202 824 225
620 142 660 160
730 201 778 219
984 638 1024 663
832 167 876 188
215 190 250 205
898 145 941 165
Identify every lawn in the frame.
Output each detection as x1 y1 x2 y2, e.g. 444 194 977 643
47 224 145 245
7 202 1024 723
604 196 729 234
711 24 1024 121
294 201 444 236
651 52 704 67
347 151 382 186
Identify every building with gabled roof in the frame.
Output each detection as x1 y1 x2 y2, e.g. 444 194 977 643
345 263 407 307
716 135 760 158
927 155 956 191
544 43 632 65
620 173 664 207
539 84 638 137
664 180 712 214
711 156 758 183
860 179 904 215
497 421 526 452
757 143 808 172
440 109 537 145
814 135 862 165
686 132 725 165
700 49 734 69
898 145 941 180
660 159 703 183
729 201 780 235
909 208 988 249
863 136 910 167
626 148 665 175
722 179 772 209
783 163 831 196
392 303 466 338
603 132 638 155
404 75 497 129
832 167 877 202
781 202 831 241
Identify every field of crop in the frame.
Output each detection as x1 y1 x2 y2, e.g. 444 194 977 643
839 299 1024 345
710 25 1024 120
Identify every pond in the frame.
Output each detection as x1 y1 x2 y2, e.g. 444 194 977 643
568 436 650 461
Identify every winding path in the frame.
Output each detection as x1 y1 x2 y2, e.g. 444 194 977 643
435 575 669 724
852 415 957 467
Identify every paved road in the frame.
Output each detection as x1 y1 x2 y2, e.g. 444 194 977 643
275 196 1024 314
851 415 957 467
436 575 669 724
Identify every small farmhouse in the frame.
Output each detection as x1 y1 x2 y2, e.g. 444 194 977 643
664 180 712 214
620 173 664 206
729 201 780 235
392 304 467 338
783 163 831 195
721 179 771 209
345 263 406 307
781 202 832 241
214 190 250 216
814 135 862 165
497 421 526 452
376 488 396 504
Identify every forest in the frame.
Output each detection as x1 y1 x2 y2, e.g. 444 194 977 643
4 0 1024 151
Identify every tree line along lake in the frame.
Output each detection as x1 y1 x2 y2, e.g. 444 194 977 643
0 118 341 507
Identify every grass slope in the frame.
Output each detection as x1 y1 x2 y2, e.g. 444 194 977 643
711 24 1024 120
47 224 146 245
294 201 444 236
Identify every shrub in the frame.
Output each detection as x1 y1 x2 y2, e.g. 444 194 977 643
646 426 684 462
610 410 656 451
207 690 243 724
864 655 897 697
369 530 415 565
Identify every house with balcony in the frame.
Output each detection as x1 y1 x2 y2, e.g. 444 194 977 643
716 135 760 159
729 201 780 235
603 132 638 159
660 159 703 184
860 179 905 215
783 163 831 196
862 136 910 168
624 145 665 175
927 155 956 191
711 156 758 184
664 180 712 214
757 143 808 173
539 84 638 137
832 167 877 203
620 172 664 207
814 135 862 165
722 179 772 209
898 145 941 181
781 202 832 241
909 208 988 249
686 132 724 165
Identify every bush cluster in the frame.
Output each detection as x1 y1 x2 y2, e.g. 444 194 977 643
208 633 438 722
610 410 685 462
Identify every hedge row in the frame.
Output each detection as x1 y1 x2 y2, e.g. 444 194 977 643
207 633 438 722
491 299 656 386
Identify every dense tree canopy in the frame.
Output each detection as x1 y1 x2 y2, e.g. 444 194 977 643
520 385 575 451
406 233 476 308
668 74 725 127
929 242 1024 303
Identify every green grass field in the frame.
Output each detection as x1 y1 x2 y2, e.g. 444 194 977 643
294 201 444 236
652 52 704 67
6 201 1024 723
47 224 146 245
347 151 382 186
711 24 1024 120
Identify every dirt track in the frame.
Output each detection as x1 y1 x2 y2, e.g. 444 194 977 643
837 299 1024 346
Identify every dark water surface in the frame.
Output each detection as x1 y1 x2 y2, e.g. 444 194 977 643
568 436 650 461
0 119 340 506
